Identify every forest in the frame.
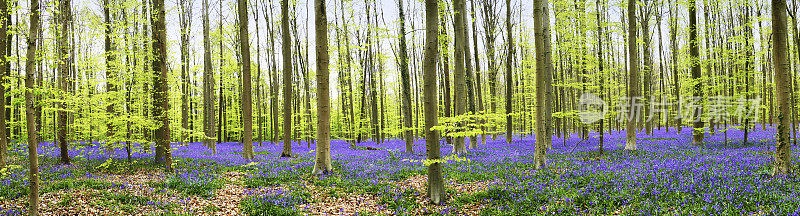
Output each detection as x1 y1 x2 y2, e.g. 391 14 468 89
0 0 799 214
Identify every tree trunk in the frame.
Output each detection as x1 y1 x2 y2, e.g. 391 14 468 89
57 0 72 165
625 0 639 151
640 5 653 136
312 0 332 175
152 0 171 171
0 0 7 167
423 0 444 204
179 0 191 146
533 0 551 168
504 0 513 144
689 0 704 146
0 0 8 167
25 0 41 212
472 0 485 145
669 0 680 134
453 0 467 153
104 0 117 155
464 0 477 149
202 0 216 153
238 0 254 161
280 0 293 157
397 0 413 153
481 1 498 141
772 0 791 176
253 2 263 146
596 0 604 155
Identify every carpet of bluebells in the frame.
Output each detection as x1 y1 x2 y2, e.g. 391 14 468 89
1 126 800 215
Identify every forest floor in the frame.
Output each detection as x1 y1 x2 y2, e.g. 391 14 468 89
2 126 800 215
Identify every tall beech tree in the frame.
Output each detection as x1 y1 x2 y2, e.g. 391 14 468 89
280 0 293 157
57 0 72 165
625 0 639 151
772 0 791 176
424 0 444 204
179 0 192 145
238 0 254 160
203 0 216 153
313 0 332 175
504 0 513 144
104 0 117 155
532 0 552 169
152 0 172 170
0 0 8 168
397 0 413 153
453 0 467 153
25 0 42 212
689 0 703 146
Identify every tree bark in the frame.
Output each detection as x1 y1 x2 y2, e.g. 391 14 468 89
202 0 216 153
453 0 467 153
424 0 444 204
533 0 551 169
772 0 791 176
179 0 191 146
625 0 639 151
504 0 513 144
689 0 704 146
669 0 680 134
57 0 72 165
152 0 172 171
596 0 604 155
25 0 41 212
104 0 117 155
0 0 8 167
280 0 293 157
312 0 332 175
238 0 254 161
397 0 413 153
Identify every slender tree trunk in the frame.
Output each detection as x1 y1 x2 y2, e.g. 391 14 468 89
105 0 117 155
453 0 467 153
179 0 191 146
238 0 254 161
0 0 9 159
439 8 452 145
366 3 379 145
464 0 477 149
625 0 639 150
253 2 263 146
472 0 485 145
504 0 513 144
25 0 42 211
640 5 653 135
669 0 680 134
152 0 171 171
0 0 8 167
57 0 72 165
689 0 704 146
312 0 332 174
265 4 279 146
202 0 216 153
397 0 413 153
772 0 791 176
424 0 444 204
542 0 553 150
533 0 550 168
481 1 498 141
596 0 604 155
280 0 293 157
